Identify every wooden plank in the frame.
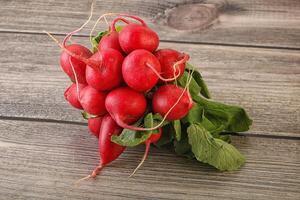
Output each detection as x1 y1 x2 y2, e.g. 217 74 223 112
1 33 299 137
1 0 300 48
0 119 299 200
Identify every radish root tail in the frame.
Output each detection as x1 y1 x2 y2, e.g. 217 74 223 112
63 0 94 47
129 142 151 177
74 175 92 186
110 17 131 32
73 164 103 186
45 1 102 69
90 164 104 178
173 53 190 85
146 53 190 82
146 63 181 82
90 13 120 48
116 14 147 26
44 31 88 63
44 31 101 70
69 57 80 101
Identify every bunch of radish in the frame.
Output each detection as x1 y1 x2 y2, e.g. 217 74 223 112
47 11 252 181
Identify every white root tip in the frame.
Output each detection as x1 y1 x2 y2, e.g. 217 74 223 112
129 143 150 177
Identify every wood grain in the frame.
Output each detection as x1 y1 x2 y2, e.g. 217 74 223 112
1 0 300 48
0 119 299 200
0 32 299 137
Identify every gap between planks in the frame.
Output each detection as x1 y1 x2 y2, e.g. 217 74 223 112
1 116 299 141
1 29 300 51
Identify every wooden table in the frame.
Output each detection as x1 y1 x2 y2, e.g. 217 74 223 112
0 0 299 199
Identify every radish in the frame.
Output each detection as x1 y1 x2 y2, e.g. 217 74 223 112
56 3 93 83
88 117 103 138
86 114 125 178
130 128 162 176
122 49 161 92
79 85 107 116
86 48 124 91
108 14 159 54
152 84 193 121
118 22 159 54
112 73 194 131
98 31 123 53
154 49 190 82
45 32 103 71
64 83 86 109
105 87 147 125
60 44 92 84
98 17 130 53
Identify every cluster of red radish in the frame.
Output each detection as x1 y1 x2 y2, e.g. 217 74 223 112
48 13 193 180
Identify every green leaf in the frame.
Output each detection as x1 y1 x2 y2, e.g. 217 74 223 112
201 114 225 134
173 123 195 159
218 134 232 143
111 118 151 147
173 120 181 141
111 113 165 147
115 26 123 32
91 30 108 52
144 113 169 133
195 96 252 132
182 103 204 124
81 111 98 120
178 71 201 98
111 129 152 147
187 123 245 171
174 126 191 155
186 63 211 99
174 137 191 155
199 114 230 142
154 124 174 148
144 112 154 133
153 113 170 127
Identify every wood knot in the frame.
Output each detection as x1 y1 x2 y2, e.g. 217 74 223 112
166 4 218 31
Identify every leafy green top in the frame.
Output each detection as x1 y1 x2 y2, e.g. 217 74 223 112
88 31 252 171
188 123 245 171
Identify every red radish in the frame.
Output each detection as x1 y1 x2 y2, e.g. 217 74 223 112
146 130 162 144
64 83 86 109
122 49 161 92
88 117 103 138
119 23 159 54
86 49 124 91
98 17 130 53
130 128 162 177
105 87 147 125
98 31 123 53
57 3 94 83
154 49 190 82
108 14 159 54
80 85 107 116
110 75 194 131
152 84 193 121
88 114 125 178
60 44 92 84
45 2 104 71
45 32 103 70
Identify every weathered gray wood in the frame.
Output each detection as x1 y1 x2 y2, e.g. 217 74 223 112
0 119 299 200
1 0 300 48
0 33 299 137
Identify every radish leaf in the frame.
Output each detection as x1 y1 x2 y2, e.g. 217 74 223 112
188 123 245 171
173 120 182 141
